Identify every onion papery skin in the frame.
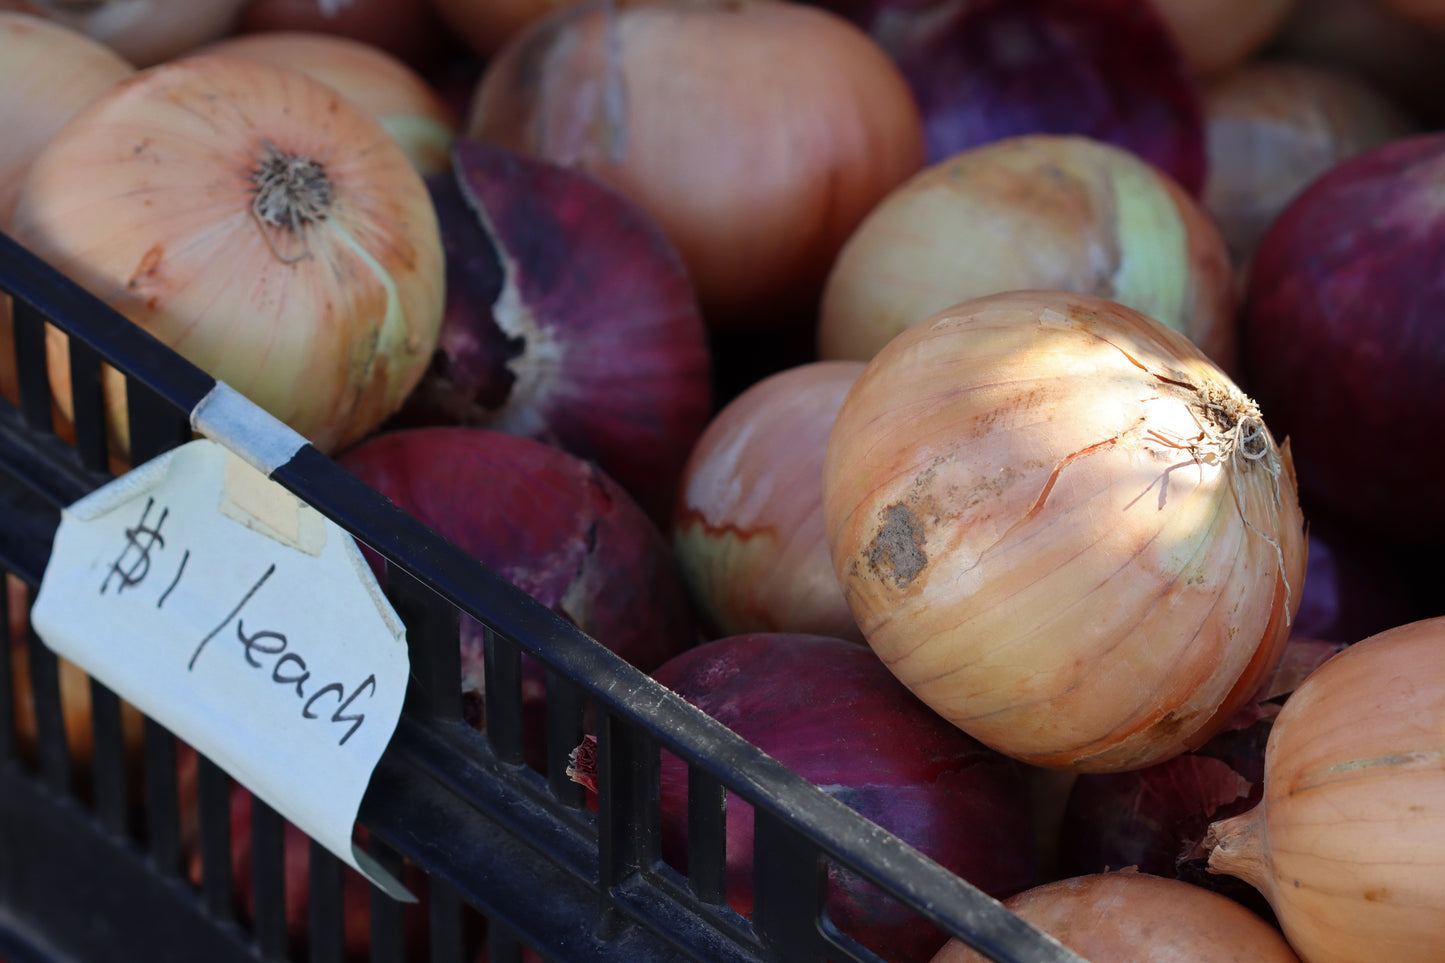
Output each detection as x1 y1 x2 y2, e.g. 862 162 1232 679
197 32 459 178
1206 617 1445 963
848 0 1206 191
1241 133 1445 542
673 360 865 642
822 289 1306 773
818 134 1236 370
466 0 925 331
0 0 246 66
10 55 445 457
652 632 1038 963
337 427 698 767
1201 61 1415 270
930 871 1303 962
1146 0 1297 79
392 139 713 528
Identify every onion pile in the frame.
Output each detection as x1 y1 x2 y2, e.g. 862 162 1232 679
931 870 1303 962
0 0 247 66
818 134 1237 369
1145 0 1296 78
823 289 1306 772
672 360 864 642
233 0 453 69
394 138 713 527
465 0 925 330
1206 617 1445 963
10 53 445 456
651 632 1038 963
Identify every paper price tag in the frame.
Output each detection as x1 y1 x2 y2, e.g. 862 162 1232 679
31 439 413 901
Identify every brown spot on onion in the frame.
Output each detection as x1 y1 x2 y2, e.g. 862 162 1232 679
867 503 928 586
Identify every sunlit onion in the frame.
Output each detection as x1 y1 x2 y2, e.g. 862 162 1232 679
823 289 1306 772
818 134 1236 370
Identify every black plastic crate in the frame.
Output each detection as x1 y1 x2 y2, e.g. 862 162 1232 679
0 230 1082 963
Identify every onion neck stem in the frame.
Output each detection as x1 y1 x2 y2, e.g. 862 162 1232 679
1205 803 1271 894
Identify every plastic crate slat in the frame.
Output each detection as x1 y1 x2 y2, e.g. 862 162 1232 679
198 754 235 922
366 837 407 963
23 618 70 795
482 627 524 767
12 300 53 432
65 337 111 474
124 376 193 466
387 564 462 723
142 720 182 875
751 806 827 961
87 678 130 836
687 766 727 905
251 794 289 960
308 838 346 963
485 923 526 963
426 876 465 963
1 576 15 763
597 712 659 891
544 668 586 807
0 400 110 513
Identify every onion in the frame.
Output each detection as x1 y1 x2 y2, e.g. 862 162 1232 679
10 54 445 457
196 32 458 178
930 870 1303 962
466 0 925 330
233 0 455 70
1271 0 1445 122
818 134 1237 370
831 0 1206 190
822 289 1307 773
1201 61 1415 269
1205 617 1445 963
391 138 713 527
1372 0 1445 30
1145 0 1297 78
651 632 1038 963
0 0 246 66
1241 133 1445 542
337 427 698 768
672 361 864 642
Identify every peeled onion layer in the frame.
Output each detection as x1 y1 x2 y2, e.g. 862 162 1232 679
1206 617 1445 963
853 0 1206 192
823 290 1306 773
652 632 1038 963
394 139 713 527
10 54 445 456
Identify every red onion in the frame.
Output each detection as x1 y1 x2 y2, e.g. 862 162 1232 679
337 427 699 767
1242 133 1445 542
817 0 1207 192
391 139 713 527
652 632 1038 963
673 361 865 643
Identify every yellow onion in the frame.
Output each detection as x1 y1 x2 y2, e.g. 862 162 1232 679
673 360 866 643
822 289 1306 773
11 54 444 456
1202 61 1415 269
1206 617 1445 963
0 0 247 66
931 870 1302 962
197 31 458 177
467 0 925 330
817 135 1237 372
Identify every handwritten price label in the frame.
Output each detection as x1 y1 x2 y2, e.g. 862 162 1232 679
32 439 412 900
